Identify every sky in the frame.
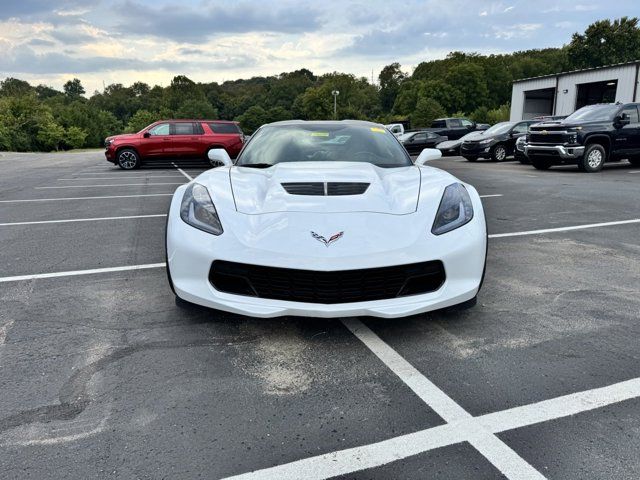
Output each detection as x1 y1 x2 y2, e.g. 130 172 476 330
0 0 637 93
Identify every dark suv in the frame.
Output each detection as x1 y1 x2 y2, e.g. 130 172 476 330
460 120 537 162
105 120 244 169
524 103 640 172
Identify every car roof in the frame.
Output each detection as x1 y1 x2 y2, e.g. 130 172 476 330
264 119 385 128
154 119 238 123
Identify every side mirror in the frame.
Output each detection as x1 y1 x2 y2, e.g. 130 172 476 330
143 132 151 138
415 148 442 166
616 114 630 126
208 148 233 166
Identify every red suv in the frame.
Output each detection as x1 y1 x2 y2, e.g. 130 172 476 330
105 120 244 169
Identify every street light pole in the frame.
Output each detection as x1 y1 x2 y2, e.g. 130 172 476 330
331 90 339 119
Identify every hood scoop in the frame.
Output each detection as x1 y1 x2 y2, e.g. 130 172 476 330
230 161 420 215
281 182 370 196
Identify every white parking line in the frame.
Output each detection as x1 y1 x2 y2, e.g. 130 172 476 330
342 319 545 480
489 218 640 238
172 162 194 181
74 172 180 175
0 194 173 203
0 214 166 227
629 171 640 174
57 176 185 180
224 322 640 480
480 194 503 198
36 183 184 189
0 263 165 283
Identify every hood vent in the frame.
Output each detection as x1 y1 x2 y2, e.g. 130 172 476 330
281 182 370 196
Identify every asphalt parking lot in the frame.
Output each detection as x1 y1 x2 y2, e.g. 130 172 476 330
1 151 639 479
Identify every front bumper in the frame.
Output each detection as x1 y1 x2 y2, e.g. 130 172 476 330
166 186 487 319
460 143 492 158
105 146 116 163
524 144 585 160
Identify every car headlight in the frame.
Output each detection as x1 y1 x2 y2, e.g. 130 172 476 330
180 183 223 235
431 183 474 235
567 134 577 144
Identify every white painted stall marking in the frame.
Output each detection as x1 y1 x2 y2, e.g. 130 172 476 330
489 218 640 238
0 194 173 203
0 263 165 283
0 214 166 227
36 183 184 189
172 162 194 181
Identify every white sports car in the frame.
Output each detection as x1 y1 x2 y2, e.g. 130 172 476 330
166 120 487 318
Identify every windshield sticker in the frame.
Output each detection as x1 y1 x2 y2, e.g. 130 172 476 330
310 132 330 137
370 127 386 133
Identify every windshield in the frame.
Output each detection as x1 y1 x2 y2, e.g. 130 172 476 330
565 104 619 122
482 122 513 136
237 124 412 168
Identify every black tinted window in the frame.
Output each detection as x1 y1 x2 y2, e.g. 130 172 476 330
148 123 169 136
621 105 639 123
431 120 446 128
413 133 427 141
172 123 195 135
209 123 242 134
512 122 529 134
238 124 411 168
449 119 462 127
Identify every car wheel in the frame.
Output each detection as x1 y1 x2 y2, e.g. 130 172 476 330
579 144 606 172
117 148 140 169
628 157 640 167
518 156 530 165
463 156 477 162
491 144 507 162
531 157 551 170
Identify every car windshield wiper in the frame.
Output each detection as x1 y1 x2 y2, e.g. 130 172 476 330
238 163 273 169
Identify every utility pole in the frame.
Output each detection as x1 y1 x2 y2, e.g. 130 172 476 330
331 90 340 119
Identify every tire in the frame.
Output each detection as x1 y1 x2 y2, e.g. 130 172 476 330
517 156 530 165
628 157 640 167
531 157 551 170
463 156 478 162
117 148 140 170
491 143 507 162
579 144 606 172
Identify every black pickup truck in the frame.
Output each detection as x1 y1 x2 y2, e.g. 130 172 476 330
524 103 640 172
426 117 489 140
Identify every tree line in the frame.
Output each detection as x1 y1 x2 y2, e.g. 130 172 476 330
1 17 638 152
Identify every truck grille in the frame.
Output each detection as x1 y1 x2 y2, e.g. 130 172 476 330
529 132 567 144
209 260 445 304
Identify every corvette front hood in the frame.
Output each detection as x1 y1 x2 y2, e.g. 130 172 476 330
229 161 420 215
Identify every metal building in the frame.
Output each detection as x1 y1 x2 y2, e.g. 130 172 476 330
510 60 640 121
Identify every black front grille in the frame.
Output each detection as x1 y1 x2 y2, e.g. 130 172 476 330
281 182 370 196
281 182 324 195
327 182 369 195
209 260 445 304
528 149 559 156
529 132 567 144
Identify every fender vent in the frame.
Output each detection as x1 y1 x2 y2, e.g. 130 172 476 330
281 182 369 196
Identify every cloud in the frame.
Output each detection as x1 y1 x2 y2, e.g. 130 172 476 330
0 44 257 75
27 38 55 46
0 0 96 20
493 23 542 40
113 0 324 42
